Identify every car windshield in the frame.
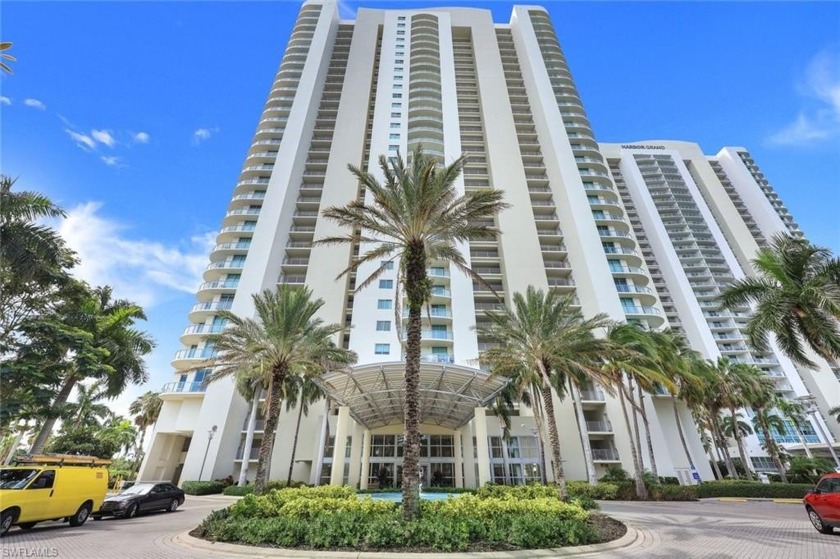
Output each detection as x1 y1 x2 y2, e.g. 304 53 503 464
0 469 39 490
120 484 154 495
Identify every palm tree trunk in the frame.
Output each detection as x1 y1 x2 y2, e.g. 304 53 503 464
568 378 596 485
637 383 658 479
790 420 813 458
730 406 754 481
287 392 306 486
710 414 737 479
130 428 146 479
671 396 696 476
756 408 788 483
618 382 648 499
30 374 78 454
627 378 647 475
255 366 287 494
238 388 260 487
530 394 548 484
401 244 425 521
540 381 568 500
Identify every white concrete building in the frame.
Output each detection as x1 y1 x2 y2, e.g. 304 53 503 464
138 2 837 488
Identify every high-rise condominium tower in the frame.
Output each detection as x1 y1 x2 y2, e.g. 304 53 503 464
138 1 839 488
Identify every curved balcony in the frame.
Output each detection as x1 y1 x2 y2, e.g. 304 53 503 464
401 330 454 343
218 224 256 239
189 300 233 320
428 288 452 300
171 348 216 369
180 324 208 345
160 381 207 400
610 265 648 281
210 242 250 260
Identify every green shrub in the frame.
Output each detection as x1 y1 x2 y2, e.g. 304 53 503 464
567 481 619 500
222 485 253 496
649 484 698 501
181 480 226 495
599 465 631 482
571 496 599 510
199 485 598 551
697 481 812 499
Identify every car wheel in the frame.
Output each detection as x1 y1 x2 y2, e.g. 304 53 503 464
0 510 17 537
167 499 179 512
124 503 138 519
807 507 834 535
18 522 37 530
68 503 92 527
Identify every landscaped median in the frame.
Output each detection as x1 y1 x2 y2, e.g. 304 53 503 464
191 485 627 552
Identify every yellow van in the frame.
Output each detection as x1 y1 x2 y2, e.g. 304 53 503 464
0 454 110 536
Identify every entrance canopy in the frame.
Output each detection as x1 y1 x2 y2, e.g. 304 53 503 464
317 361 508 430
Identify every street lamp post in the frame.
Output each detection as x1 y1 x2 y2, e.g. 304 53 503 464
198 425 218 481
796 396 840 469
4 419 36 465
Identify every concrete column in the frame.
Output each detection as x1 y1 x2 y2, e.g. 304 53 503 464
348 423 362 488
330 406 350 485
359 429 372 490
310 402 330 485
462 425 476 488
474 407 491 486
454 430 464 488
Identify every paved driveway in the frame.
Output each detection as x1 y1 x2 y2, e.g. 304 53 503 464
1 497 837 558
599 500 839 558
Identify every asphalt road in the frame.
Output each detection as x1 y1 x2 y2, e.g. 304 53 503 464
0 497 837 558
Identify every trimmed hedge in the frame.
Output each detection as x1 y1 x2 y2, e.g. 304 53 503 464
697 481 812 499
182 481 226 495
222 480 308 496
195 485 599 551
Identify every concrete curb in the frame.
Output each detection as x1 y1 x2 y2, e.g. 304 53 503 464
167 524 643 559
709 497 803 504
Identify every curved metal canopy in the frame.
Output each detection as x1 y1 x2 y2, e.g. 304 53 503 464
317 361 508 430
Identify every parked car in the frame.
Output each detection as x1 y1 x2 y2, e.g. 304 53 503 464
0 455 110 537
803 472 840 534
94 482 184 519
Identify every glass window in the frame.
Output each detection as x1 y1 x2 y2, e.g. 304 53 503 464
379 279 394 288
391 102 402 108
376 320 391 332
375 343 390 355
389 144 400 151
397 30 405 35
389 134 400 140
377 299 392 309
391 112 401 118
28 470 55 490
390 123 400 128
395 59 403 64
394 75 403 81
381 260 395 270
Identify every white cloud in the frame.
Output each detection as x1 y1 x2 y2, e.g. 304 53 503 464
0 96 10 105
769 45 840 146
192 127 218 145
91 129 116 147
55 202 216 308
65 129 97 150
23 98 46 110
100 155 124 167
133 131 150 144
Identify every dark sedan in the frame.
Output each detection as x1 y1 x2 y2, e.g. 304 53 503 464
94 482 184 519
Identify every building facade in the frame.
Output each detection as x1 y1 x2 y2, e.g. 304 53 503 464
138 2 838 487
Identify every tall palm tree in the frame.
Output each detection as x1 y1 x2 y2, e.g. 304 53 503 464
0 175 69 285
479 287 613 500
62 382 112 429
128 391 163 476
283 376 324 486
750 405 789 482
318 146 507 519
203 285 356 494
776 399 814 458
650 330 703 477
720 412 754 440
29 284 154 454
720 232 840 367
602 324 662 499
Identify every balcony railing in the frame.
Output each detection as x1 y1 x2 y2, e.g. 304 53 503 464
586 420 613 432
623 305 661 316
419 354 454 364
580 389 605 401
161 381 207 394
591 448 620 461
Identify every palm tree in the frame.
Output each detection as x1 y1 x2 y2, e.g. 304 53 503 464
29 284 154 454
318 146 507 519
128 391 162 475
720 412 754 439
650 330 703 477
99 417 139 456
602 324 662 499
829 406 840 424
283 376 324 486
479 287 613 500
0 42 14 74
203 285 356 494
62 383 112 429
776 399 813 458
750 405 789 482
720 232 840 367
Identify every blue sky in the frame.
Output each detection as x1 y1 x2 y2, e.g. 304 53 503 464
2 0 839 415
